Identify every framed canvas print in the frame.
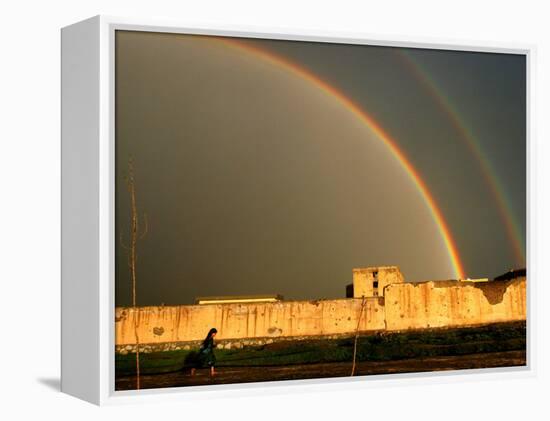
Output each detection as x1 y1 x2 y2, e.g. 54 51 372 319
61 16 532 405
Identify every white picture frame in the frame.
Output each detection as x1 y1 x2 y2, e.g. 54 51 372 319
61 15 535 406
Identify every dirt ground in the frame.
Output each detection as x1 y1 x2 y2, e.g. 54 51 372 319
115 350 526 391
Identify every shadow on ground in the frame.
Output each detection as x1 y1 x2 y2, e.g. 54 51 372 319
37 377 60 392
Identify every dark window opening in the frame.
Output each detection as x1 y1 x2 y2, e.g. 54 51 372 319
373 279 379 297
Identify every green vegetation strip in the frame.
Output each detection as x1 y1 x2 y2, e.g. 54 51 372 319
115 322 526 376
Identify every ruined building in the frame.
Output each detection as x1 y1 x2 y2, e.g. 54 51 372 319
346 266 405 298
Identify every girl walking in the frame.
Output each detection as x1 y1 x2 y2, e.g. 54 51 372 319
190 328 218 377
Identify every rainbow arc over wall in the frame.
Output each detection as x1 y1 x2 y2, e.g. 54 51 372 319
216 37 467 279
397 50 525 267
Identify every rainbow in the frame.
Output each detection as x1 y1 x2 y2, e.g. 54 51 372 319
397 50 525 267
216 37 467 279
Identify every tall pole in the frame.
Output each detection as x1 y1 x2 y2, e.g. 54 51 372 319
351 295 367 376
121 158 147 390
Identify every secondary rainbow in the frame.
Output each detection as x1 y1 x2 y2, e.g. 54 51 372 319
216 37 466 279
397 50 525 267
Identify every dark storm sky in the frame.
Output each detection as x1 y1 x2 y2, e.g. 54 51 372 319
115 31 526 307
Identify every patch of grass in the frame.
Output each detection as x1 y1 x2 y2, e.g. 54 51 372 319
115 321 526 376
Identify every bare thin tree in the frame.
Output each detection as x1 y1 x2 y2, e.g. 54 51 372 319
351 295 367 376
120 157 148 390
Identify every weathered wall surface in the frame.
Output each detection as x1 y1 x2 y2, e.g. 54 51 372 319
384 278 526 331
115 297 386 345
115 278 526 346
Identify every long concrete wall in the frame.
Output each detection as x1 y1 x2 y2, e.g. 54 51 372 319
115 278 526 346
115 297 386 345
384 278 526 331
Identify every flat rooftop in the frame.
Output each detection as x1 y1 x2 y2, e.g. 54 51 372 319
195 294 284 305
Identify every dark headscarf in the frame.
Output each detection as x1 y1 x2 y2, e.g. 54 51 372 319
202 328 217 347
